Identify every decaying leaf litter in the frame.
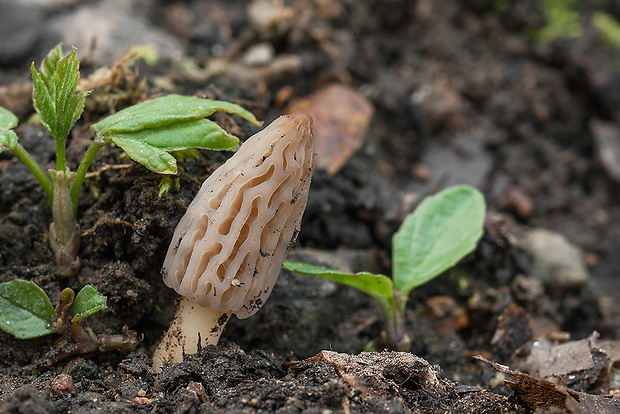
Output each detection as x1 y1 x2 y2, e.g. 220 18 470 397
2 0 620 412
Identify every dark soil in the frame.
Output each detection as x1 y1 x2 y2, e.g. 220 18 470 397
2 0 620 412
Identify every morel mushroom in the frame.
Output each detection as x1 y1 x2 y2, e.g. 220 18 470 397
152 114 315 372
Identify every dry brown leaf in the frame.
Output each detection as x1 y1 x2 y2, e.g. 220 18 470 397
285 83 374 175
513 332 608 391
477 355 620 413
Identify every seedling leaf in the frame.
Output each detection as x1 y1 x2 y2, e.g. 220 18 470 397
31 47 88 141
105 117 240 174
56 288 75 318
0 280 56 339
91 96 256 174
91 95 262 135
125 118 239 151
282 261 395 310
31 64 55 133
0 106 18 130
0 106 19 152
111 136 178 174
31 45 63 127
0 131 17 153
158 176 176 197
72 285 107 325
39 44 64 84
392 185 486 296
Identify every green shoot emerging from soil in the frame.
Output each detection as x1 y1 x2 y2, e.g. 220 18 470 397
0 280 138 365
283 185 486 351
0 44 261 275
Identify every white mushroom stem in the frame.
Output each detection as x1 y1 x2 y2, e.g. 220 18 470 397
152 297 231 373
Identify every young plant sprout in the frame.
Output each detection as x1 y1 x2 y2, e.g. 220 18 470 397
0 280 137 366
283 185 486 351
0 44 260 274
152 114 315 373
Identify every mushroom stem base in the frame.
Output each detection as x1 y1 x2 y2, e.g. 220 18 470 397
152 297 231 373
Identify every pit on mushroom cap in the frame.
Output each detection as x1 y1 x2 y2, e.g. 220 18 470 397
152 114 315 372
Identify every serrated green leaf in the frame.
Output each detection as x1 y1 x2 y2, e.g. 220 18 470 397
52 49 86 139
39 44 64 86
0 280 56 339
282 261 395 310
392 185 486 296
36 45 64 112
158 176 175 197
72 285 107 325
112 136 178 174
91 95 262 135
31 47 87 141
31 62 56 134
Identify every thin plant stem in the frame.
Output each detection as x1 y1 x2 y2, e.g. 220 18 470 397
50 170 76 246
11 144 54 205
55 138 66 173
70 141 104 215
380 295 408 350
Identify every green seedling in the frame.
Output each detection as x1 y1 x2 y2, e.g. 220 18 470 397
0 280 137 365
535 0 582 42
283 185 486 351
0 280 105 340
0 44 261 274
592 11 620 49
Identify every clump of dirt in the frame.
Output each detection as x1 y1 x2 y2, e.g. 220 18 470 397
0 344 526 413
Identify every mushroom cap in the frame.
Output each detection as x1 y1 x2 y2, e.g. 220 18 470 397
162 114 315 318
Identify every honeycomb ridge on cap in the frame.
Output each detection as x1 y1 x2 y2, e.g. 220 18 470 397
162 114 315 318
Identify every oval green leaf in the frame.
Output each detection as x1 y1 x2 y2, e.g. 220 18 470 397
112 136 178 174
392 185 486 296
0 131 18 153
72 285 107 325
0 280 56 339
91 95 262 135
110 118 239 151
282 261 395 310
108 118 239 174
0 105 18 153
0 106 18 130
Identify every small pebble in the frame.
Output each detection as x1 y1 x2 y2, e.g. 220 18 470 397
519 228 589 289
50 373 73 398
242 43 275 67
503 186 533 219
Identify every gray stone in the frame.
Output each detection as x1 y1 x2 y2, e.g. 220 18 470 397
519 228 589 289
46 0 183 66
590 118 620 183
